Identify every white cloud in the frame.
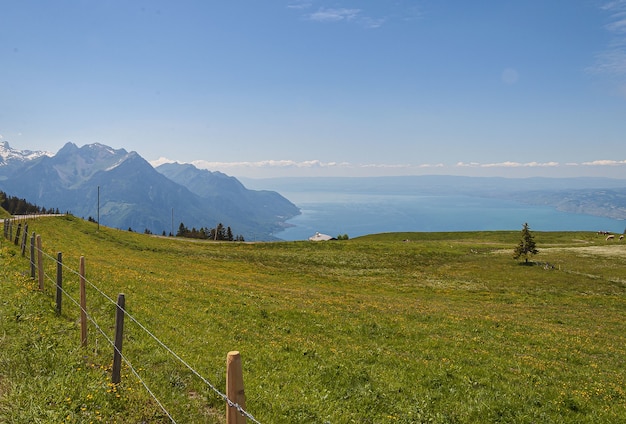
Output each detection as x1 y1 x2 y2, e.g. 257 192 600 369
287 1 422 28
296 5 385 28
606 17 626 33
359 16 386 29
150 156 177 167
309 7 360 23
603 1 626 31
188 159 351 169
456 161 560 168
590 49 626 75
151 157 437 171
183 159 447 171
581 159 626 166
591 1 626 88
287 1 311 10
148 157 626 179
455 160 626 169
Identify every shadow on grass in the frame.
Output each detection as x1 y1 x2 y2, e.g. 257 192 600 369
517 260 556 269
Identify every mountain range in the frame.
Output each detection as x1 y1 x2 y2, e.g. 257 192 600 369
2 140 625 240
0 141 300 240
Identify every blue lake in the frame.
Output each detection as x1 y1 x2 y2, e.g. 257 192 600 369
273 192 625 241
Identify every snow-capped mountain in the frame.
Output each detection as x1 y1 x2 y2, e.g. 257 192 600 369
0 141 52 173
0 140 51 161
0 142 300 239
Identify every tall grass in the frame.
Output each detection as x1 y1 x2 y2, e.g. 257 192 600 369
1 215 625 423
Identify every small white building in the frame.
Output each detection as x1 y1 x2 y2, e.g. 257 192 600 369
308 232 335 241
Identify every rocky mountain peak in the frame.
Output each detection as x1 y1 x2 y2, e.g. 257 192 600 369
0 142 300 240
0 140 52 165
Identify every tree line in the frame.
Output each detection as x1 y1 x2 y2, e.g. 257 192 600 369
0 191 61 215
176 222 244 241
1 190 246 241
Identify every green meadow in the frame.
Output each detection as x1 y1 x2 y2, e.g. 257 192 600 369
1 215 626 423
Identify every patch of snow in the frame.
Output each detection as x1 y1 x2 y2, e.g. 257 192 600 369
105 153 133 171
0 141 52 163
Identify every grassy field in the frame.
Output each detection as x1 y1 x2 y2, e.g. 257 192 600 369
1 215 626 423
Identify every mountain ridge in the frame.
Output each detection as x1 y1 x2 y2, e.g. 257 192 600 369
0 142 300 239
0 141 52 179
2 140 625 237
0 141 52 162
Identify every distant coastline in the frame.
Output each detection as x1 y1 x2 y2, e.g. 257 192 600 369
241 176 626 241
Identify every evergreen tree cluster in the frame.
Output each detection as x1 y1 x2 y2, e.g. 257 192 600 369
0 191 60 215
176 222 244 241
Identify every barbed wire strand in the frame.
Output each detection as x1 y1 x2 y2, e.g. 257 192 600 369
31 230 261 423
53 279 178 424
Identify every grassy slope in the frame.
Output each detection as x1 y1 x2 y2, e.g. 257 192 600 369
1 216 625 423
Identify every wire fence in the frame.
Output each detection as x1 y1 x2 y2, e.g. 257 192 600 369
3 216 261 424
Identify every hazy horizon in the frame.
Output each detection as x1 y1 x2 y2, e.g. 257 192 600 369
4 139 626 180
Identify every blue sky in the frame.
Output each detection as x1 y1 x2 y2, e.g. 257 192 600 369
2 1 626 178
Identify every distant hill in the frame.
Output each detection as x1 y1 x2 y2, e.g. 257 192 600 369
0 142 300 239
243 175 626 221
506 187 626 220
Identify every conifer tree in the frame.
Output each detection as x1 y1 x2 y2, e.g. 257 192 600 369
513 222 538 264
176 222 188 237
226 226 233 241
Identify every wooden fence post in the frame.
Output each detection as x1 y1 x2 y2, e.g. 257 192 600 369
112 293 126 384
226 351 246 424
56 252 62 314
36 235 44 290
80 256 87 347
20 224 28 256
8 220 12 242
14 223 21 245
30 233 36 279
